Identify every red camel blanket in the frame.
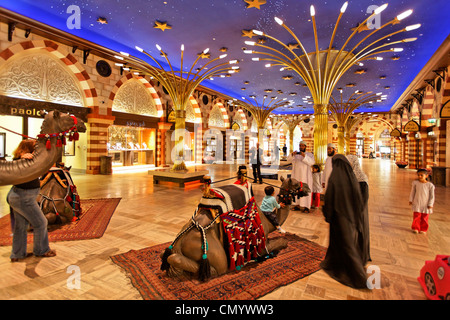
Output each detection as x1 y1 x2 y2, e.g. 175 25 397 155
198 184 267 271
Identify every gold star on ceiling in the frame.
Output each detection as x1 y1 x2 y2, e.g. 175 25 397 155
354 69 367 75
241 29 256 38
244 0 267 9
287 43 300 50
197 52 211 59
153 20 172 31
351 23 370 33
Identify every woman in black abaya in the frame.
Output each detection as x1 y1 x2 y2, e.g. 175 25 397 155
347 154 371 265
320 154 367 289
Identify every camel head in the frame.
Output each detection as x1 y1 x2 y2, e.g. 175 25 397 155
40 110 86 136
278 176 309 205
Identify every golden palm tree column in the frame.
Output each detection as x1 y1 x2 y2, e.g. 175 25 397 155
336 125 345 154
344 114 362 155
173 109 187 171
313 104 328 168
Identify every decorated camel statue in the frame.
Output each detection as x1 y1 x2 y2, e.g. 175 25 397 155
38 163 81 225
161 167 310 281
0 110 86 187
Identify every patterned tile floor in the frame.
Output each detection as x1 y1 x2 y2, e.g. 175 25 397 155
0 159 448 300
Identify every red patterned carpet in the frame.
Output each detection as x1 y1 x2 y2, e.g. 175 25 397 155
0 198 121 245
111 232 326 300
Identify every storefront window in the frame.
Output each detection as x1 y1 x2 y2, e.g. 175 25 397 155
0 115 23 160
107 125 155 166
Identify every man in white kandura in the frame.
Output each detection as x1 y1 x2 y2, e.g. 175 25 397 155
322 143 337 193
287 141 314 212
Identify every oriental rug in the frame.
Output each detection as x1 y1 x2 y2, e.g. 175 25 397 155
110 232 326 300
0 198 121 245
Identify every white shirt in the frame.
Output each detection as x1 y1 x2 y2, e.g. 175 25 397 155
312 172 323 193
409 180 435 214
287 152 315 208
321 156 333 192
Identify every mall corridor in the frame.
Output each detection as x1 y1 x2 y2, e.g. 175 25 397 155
0 158 448 300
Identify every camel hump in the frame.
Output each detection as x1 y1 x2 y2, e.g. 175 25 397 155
199 184 252 215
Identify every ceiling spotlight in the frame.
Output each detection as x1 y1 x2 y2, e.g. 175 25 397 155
397 9 413 21
274 17 284 25
405 24 421 31
374 3 388 15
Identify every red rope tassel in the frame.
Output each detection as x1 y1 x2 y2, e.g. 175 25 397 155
45 139 51 150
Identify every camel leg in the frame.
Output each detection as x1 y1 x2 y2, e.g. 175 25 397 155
166 253 220 278
167 253 199 274
265 237 288 254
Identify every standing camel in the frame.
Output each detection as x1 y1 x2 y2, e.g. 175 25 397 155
0 110 86 186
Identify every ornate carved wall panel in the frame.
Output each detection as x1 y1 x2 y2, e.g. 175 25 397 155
186 101 196 122
208 104 225 127
0 52 83 106
112 79 157 116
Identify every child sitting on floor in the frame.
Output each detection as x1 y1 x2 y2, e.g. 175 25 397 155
260 186 286 233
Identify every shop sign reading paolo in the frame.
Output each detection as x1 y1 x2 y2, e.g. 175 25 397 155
9 106 44 117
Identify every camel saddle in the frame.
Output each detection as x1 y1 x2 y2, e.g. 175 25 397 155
198 183 267 271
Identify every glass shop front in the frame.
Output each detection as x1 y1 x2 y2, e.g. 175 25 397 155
108 112 157 167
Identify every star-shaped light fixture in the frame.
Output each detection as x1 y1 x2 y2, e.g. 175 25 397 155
238 95 290 142
328 90 382 153
244 2 420 166
120 44 238 170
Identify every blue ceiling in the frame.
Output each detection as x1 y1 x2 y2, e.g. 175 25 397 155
2 0 450 115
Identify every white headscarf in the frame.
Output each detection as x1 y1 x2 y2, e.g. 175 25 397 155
346 154 368 184
327 143 336 149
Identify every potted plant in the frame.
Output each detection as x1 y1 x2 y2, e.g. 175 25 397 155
395 160 408 168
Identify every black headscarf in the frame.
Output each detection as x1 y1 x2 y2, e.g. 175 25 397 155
323 154 364 230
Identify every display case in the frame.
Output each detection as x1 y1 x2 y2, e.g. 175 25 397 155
107 125 155 166
205 136 217 163
0 133 5 159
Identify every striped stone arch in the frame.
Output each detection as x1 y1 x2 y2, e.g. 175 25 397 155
188 96 204 164
0 40 99 113
188 95 202 123
236 109 248 130
108 73 163 117
350 115 395 137
421 86 435 124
